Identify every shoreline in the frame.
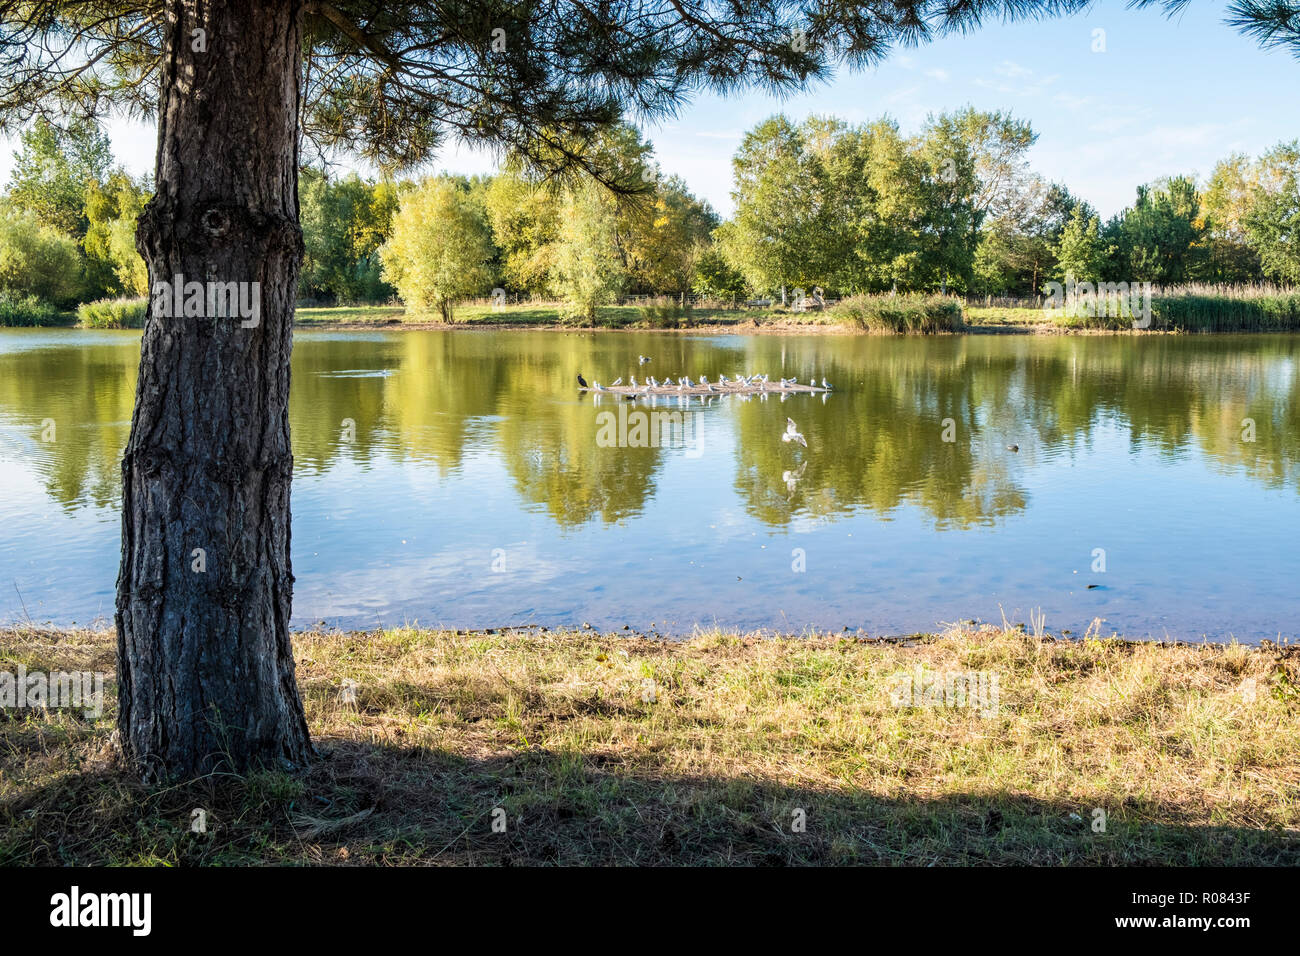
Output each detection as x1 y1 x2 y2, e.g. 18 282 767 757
3 623 1297 865
291 318 1207 336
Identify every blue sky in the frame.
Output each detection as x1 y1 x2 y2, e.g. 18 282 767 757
3 0 1297 219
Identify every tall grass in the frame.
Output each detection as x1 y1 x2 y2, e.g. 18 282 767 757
1153 285 1300 332
637 296 695 329
1053 284 1300 332
0 291 59 326
77 297 148 329
831 293 964 333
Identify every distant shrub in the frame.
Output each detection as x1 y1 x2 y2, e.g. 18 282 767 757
638 296 694 329
0 291 59 326
77 296 148 329
831 293 964 333
0 208 82 308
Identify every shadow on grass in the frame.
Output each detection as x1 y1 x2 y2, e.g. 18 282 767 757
3 729 1297 866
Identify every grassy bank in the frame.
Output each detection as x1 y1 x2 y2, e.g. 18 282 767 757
293 302 763 330
2 623 1297 865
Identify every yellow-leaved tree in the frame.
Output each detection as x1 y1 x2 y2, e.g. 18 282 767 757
381 177 494 321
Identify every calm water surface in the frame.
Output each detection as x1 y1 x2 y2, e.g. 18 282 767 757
1 327 1296 641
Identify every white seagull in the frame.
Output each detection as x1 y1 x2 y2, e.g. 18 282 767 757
782 417 808 448
610 377 623 386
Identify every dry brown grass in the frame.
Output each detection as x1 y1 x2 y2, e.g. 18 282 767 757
1 624 1297 865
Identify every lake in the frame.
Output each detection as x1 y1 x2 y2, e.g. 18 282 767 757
1 327 1296 641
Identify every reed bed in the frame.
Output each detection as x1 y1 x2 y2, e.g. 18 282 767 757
1053 284 1300 332
76 296 148 329
830 293 964 333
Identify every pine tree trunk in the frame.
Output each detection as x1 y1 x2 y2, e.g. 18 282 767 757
116 0 312 781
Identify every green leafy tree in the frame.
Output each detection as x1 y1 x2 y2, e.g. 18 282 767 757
973 181 1089 296
300 169 397 303
553 180 625 320
1244 141 1300 283
723 115 829 301
913 114 982 292
83 171 151 297
1052 207 1109 284
6 116 111 238
624 174 717 294
483 170 561 295
380 177 493 320
692 240 749 299
0 205 82 306
1116 176 1203 284
925 107 1036 252
1196 153 1263 282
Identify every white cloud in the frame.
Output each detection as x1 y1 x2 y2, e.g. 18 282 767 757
994 60 1033 79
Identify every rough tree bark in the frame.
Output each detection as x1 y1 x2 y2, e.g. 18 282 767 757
116 0 312 781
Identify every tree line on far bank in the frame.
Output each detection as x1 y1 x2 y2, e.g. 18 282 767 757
2 112 1297 327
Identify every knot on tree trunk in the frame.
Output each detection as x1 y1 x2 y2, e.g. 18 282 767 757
137 197 305 267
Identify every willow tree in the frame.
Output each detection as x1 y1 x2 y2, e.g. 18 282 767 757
0 0 1290 782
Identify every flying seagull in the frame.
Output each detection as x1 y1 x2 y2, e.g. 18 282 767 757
782 417 808 448
639 355 651 365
